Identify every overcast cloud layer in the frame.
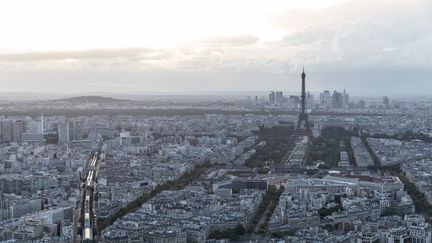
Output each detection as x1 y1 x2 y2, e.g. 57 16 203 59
0 0 431 95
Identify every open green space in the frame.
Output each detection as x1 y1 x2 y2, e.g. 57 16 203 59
245 125 295 168
305 126 356 168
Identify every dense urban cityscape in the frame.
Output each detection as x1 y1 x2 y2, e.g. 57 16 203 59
1 0 432 242
0 67 432 242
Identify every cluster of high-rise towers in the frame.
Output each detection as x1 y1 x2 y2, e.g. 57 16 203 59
0 115 84 144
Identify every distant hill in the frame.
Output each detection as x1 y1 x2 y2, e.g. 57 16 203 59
55 96 130 103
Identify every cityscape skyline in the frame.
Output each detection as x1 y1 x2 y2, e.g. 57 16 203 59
3 1 432 242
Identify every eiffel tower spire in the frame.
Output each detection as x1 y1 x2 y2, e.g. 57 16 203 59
297 67 311 134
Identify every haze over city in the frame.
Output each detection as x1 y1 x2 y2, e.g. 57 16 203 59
0 0 431 95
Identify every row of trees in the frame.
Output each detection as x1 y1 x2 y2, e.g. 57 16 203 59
360 136 382 168
208 224 246 240
397 173 432 218
255 186 285 235
244 185 284 235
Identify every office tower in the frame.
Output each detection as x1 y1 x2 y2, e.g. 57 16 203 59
22 116 45 144
68 121 84 141
320 90 332 108
13 121 24 143
296 67 311 134
288 95 300 109
1 121 14 143
306 92 315 109
342 90 349 108
332 90 343 108
275 91 284 103
383 96 390 108
27 121 43 133
58 123 69 145
41 113 44 133
269 91 276 104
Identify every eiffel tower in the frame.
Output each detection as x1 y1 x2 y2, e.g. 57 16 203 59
296 67 312 135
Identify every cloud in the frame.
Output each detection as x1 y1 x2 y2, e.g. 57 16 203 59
0 48 176 72
0 48 172 61
0 0 431 93
191 35 259 47
1 0 431 73
0 35 263 72
270 0 432 70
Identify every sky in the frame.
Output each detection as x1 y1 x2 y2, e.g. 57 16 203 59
0 0 431 95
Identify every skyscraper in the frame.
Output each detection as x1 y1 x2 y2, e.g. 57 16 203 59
1 121 14 143
383 96 390 108
275 91 284 104
332 90 343 108
41 113 44 133
58 123 69 145
288 95 300 109
27 121 43 134
68 121 84 141
342 90 350 108
306 91 315 109
269 91 276 104
320 90 332 109
13 121 24 143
